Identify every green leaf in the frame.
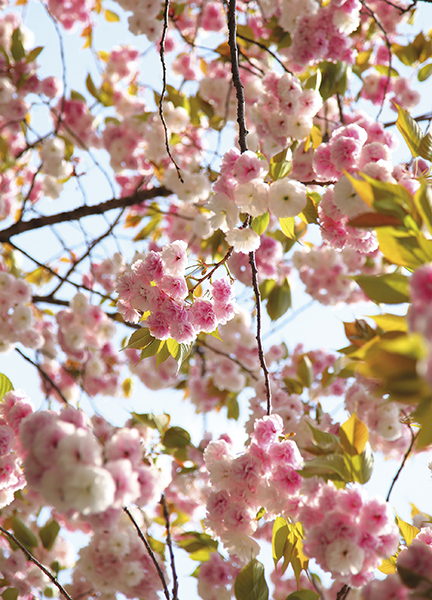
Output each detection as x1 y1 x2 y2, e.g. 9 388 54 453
376 227 432 269
86 73 100 101
132 412 170 433
234 559 269 600
11 517 38 549
70 90 86 102
395 104 422 158
177 532 218 560
299 454 351 482
418 132 432 162
227 396 240 420
354 273 410 304
272 517 289 566
251 212 270 236
140 338 162 359
418 63 432 82
39 520 60 550
369 314 408 332
156 342 171 368
123 328 154 351
318 61 349 100
344 444 374 484
279 217 296 239
267 278 291 321
26 46 43 63
1 589 18 600
414 184 432 236
307 424 340 448
163 426 191 448
296 355 313 388
0 374 13 400
11 29 25 62
339 413 369 455
286 591 319 600
413 399 432 448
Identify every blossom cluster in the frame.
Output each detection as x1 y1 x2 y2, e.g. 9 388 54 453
299 481 400 587
204 415 303 562
20 406 163 520
116 240 237 343
408 264 432 384
0 390 31 508
0 271 44 353
363 528 432 600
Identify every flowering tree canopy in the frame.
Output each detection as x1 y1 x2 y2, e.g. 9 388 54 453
1 0 432 598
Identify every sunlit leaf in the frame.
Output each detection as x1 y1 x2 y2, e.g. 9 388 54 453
339 413 369 455
123 328 154 351
354 273 410 304
39 520 60 550
234 559 269 600
251 212 270 236
396 515 419 546
272 517 289 567
163 426 191 448
0 374 13 400
395 104 422 158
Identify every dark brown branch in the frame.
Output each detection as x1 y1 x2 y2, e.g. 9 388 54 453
336 584 350 600
189 247 234 294
249 251 272 415
0 187 172 243
386 424 418 502
161 494 178 600
159 0 184 182
123 507 170 600
0 525 75 600
227 0 248 152
236 33 292 74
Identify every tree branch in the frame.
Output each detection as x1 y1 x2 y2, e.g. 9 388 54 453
161 494 178 600
0 525 75 600
0 187 172 243
386 424 418 502
227 0 248 152
123 506 170 600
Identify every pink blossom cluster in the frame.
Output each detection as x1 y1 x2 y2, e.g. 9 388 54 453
126 349 181 390
363 528 432 600
287 0 360 69
83 252 126 294
407 264 432 385
116 0 163 40
313 122 394 184
72 514 164 600
228 235 289 284
361 73 420 111
55 98 100 149
46 0 95 30
345 377 411 459
299 481 400 587
116 240 237 343
20 405 163 520
204 415 303 562
49 292 121 398
292 245 371 305
188 309 259 413
249 71 323 157
0 271 44 352
197 552 240 600
0 390 31 507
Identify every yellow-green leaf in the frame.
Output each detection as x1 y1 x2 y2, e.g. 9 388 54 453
395 104 422 158
0 374 13 400
104 9 120 21
234 559 269 600
396 515 419 546
279 217 296 239
339 413 369 455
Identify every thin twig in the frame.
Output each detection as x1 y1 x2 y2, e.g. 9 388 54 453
189 247 234 294
123 507 170 600
236 33 292 74
249 251 272 415
336 584 350 600
196 338 259 380
386 425 418 502
161 494 178 600
159 0 183 182
15 348 69 405
0 525 75 600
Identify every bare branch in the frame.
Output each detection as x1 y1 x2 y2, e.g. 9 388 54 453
0 187 172 243
123 507 170 600
161 494 178 600
0 525 75 600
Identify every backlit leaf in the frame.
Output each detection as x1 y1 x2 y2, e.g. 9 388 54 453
339 413 369 455
354 273 410 304
234 559 269 600
395 104 422 157
0 374 13 400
